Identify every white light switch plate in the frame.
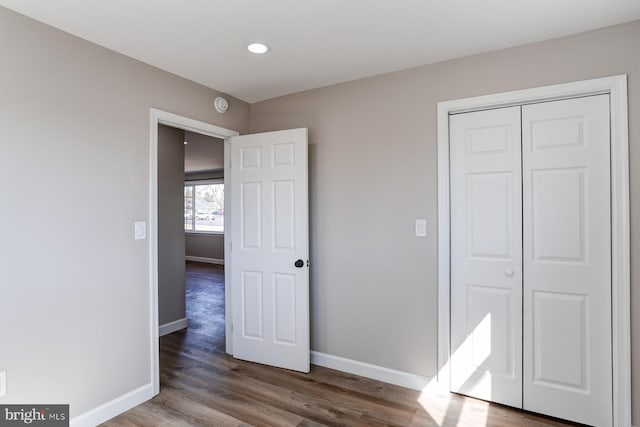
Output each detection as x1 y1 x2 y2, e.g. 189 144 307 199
415 219 427 237
0 371 6 397
134 221 147 240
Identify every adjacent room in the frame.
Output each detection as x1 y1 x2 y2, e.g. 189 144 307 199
1 1 639 426
157 124 226 340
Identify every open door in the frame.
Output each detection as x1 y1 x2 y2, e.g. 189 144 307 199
230 128 310 372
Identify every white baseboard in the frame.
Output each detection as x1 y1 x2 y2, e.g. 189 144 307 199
185 256 224 265
70 383 154 427
310 351 432 391
159 318 188 337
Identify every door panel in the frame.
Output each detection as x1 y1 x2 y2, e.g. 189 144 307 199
241 271 264 339
450 106 523 408
241 182 262 250
531 168 586 262
273 180 295 250
532 291 587 390
522 95 612 427
231 128 310 373
468 172 514 259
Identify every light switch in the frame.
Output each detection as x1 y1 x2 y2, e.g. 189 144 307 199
134 221 147 240
415 219 427 237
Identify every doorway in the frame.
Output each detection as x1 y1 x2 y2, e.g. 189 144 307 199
156 124 226 340
150 111 311 397
149 109 238 394
436 75 631 426
182 130 226 340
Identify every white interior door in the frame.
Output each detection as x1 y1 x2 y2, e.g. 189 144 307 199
230 128 310 373
449 106 523 408
522 95 612 426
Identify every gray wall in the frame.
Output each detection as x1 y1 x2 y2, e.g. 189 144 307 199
250 20 640 422
0 6 249 418
158 125 186 325
185 233 224 261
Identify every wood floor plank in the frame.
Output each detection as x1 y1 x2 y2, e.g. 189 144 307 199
148 388 248 427
102 262 580 427
159 334 416 425
159 354 365 426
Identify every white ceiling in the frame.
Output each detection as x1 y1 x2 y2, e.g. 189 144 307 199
184 131 224 174
2 0 640 103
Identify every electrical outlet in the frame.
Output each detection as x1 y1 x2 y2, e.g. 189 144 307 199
0 371 6 397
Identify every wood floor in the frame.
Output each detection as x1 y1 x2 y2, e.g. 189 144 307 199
102 262 580 427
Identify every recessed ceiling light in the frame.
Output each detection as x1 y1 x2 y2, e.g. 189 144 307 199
247 42 269 54
184 141 188 145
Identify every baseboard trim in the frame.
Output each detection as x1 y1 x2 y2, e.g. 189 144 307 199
310 351 432 391
159 318 188 337
185 256 224 265
70 383 154 427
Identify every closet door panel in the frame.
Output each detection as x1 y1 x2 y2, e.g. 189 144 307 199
522 95 612 427
449 106 523 408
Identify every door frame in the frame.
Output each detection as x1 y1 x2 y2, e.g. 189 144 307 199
436 75 630 426
148 109 238 395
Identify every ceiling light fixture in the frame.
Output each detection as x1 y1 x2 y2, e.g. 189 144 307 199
247 42 269 54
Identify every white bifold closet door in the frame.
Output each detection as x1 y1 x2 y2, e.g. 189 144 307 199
450 106 523 408
450 95 612 427
521 96 612 426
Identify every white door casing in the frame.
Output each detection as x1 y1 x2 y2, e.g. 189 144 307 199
438 75 629 427
149 108 239 396
521 95 612 426
230 128 310 373
449 106 523 407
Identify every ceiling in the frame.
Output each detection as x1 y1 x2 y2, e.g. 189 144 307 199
2 1 640 103
184 131 224 174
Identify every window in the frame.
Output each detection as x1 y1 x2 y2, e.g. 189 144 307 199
184 181 224 233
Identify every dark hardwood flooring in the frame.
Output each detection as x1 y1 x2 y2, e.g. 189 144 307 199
102 262 578 427
183 261 226 339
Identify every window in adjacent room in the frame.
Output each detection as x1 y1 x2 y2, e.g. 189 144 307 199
184 181 224 233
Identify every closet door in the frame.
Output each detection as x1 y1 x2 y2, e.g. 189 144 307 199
449 106 523 408
521 95 612 427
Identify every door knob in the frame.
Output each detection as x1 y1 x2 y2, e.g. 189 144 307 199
294 259 304 268
504 268 514 277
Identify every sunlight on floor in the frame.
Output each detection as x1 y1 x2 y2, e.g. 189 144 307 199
418 386 491 427
417 388 447 426
417 313 492 426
